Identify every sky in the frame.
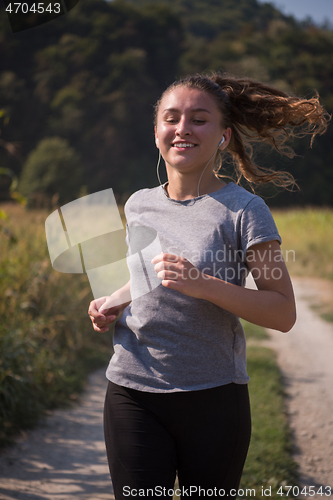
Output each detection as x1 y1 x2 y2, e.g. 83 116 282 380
257 0 333 26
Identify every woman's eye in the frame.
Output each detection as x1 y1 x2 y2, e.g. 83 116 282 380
163 117 206 124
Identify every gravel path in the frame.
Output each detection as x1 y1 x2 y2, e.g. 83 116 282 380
0 369 114 500
0 276 332 499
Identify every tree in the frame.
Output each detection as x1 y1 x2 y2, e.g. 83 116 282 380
19 137 83 206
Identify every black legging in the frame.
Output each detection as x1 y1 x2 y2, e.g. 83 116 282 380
104 381 251 499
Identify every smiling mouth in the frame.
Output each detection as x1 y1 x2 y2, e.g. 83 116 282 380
172 143 196 148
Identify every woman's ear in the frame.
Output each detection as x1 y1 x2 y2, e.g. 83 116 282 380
222 127 232 148
154 126 159 149
218 128 232 150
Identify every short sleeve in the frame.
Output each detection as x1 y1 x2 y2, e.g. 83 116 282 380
240 197 281 254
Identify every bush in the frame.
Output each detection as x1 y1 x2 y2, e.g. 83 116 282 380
0 204 112 447
19 137 83 207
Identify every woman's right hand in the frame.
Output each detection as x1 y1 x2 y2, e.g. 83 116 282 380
88 296 123 333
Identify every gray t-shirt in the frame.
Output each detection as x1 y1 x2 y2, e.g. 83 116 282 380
106 182 281 392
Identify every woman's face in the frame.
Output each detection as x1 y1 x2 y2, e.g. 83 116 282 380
155 86 229 176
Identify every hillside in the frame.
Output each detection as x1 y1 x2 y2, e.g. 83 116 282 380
0 0 332 205
127 0 296 38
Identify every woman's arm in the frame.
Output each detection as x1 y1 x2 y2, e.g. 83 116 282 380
199 241 296 332
88 280 132 333
152 241 296 333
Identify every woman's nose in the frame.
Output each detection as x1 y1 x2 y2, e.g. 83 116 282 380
176 117 191 136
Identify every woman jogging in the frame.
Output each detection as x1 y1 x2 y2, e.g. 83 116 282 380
88 73 329 499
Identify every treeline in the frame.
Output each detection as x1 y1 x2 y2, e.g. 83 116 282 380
0 0 332 206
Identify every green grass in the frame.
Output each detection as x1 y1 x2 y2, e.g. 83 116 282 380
272 207 333 281
238 322 298 498
320 312 333 323
240 346 298 497
0 203 112 447
310 304 333 324
273 207 333 324
241 319 268 341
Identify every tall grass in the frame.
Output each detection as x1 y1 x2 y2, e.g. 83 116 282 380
272 207 333 280
0 203 112 446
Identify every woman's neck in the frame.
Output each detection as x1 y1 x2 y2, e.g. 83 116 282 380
165 174 226 201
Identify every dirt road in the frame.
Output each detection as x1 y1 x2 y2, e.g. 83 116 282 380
0 369 114 500
0 276 332 499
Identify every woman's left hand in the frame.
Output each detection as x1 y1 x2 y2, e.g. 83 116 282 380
151 252 205 299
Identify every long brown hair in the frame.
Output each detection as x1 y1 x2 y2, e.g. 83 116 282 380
154 73 330 189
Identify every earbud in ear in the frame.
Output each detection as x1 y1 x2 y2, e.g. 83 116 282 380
218 137 225 147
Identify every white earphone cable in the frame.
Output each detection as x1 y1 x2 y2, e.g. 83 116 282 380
156 150 162 186
197 137 225 197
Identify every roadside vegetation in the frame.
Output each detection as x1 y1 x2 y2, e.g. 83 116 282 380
273 207 333 323
0 203 111 447
273 208 333 281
